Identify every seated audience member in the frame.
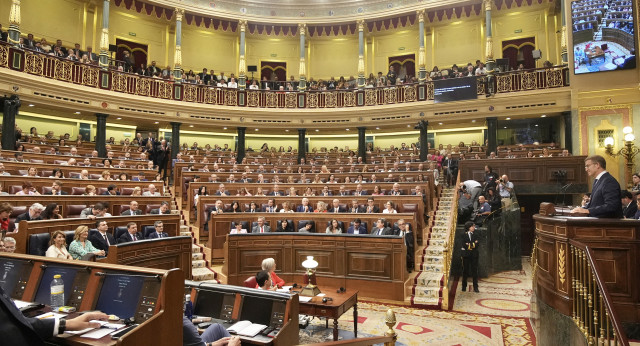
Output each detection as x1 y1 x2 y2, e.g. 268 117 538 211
118 222 143 243
393 218 412 236
255 270 274 290
474 196 492 225
147 221 169 239
16 182 41 195
634 194 640 219
15 203 45 222
298 222 314 233
245 202 259 213
347 218 367 234
262 199 278 213
383 201 397 214
88 220 116 255
122 201 143 216
41 203 63 220
150 201 171 214
314 201 328 213
80 202 107 219
143 184 161 196
0 162 10 176
45 230 73 259
251 216 271 233
229 201 242 213
214 183 229 196
132 172 147 181
621 190 637 219
45 180 68 195
328 199 346 213
230 223 247 234
371 218 393 235
0 203 12 234
102 184 120 195
326 219 343 234
365 198 380 213
261 257 285 288
279 201 293 213
348 199 364 213
276 219 293 232
3 237 16 252
182 316 241 346
296 198 314 212
84 185 97 196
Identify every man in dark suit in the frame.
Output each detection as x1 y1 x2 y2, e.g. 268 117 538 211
319 186 333 197
154 139 169 179
89 220 116 255
118 222 143 243
0 285 108 345
261 199 277 213
45 181 68 195
251 217 271 233
296 198 314 212
214 184 229 196
150 201 171 215
268 185 283 196
442 153 458 186
101 184 120 196
459 221 480 292
348 199 364 213
621 190 637 219
121 201 143 216
15 203 45 223
370 218 392 235
364 198 380 213
147 221 169 239
328 199 346 213
571 155 622 218
346 218 367 234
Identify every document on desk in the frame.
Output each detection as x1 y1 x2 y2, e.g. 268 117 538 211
35 312 66 320
81 328 114 339
227 320 267 337
298 296 313 302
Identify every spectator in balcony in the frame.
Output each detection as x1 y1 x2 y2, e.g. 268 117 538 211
475 62 487 75
228 77 238 88
85 46 97 63
40 38 51 53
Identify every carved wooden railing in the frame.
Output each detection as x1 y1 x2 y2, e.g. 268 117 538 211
570 241 629 346
0 42 570 110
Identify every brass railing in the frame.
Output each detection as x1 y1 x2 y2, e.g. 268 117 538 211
0 42 570 110
570 241 629 346
441 171 460 309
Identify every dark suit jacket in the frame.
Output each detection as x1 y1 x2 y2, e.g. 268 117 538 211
118 232 144 244
121 209 143 216
371 226 393 236
328 206 346 213
364 205 380 213
261 206 277 213
347 225 367 234
623 201 638 219
352 191 367 196
587 172 623 218
88 231 116 254
214 191 229 196
0 286 55 345
147 232 169 239
348 206 365 213
15 212 42 223
101 191 120 195
459 231 480 258
44 191 68 195
296 205 314 212
268 191 283 196
150 208 171 215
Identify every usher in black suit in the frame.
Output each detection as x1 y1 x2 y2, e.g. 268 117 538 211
586 172 622 218
460 229 480 292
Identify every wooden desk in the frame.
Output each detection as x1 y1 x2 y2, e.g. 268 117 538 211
296 288 358 341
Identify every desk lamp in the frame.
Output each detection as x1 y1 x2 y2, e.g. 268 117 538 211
300 256 321 296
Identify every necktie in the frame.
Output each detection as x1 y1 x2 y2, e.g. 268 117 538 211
261 226 264 233
335 209 338 213
103 234 110 246
593 178 599 189
133 235 137 241
469 233 472 241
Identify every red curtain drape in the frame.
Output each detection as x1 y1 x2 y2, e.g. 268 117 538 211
115 38 148 71
501 37 536 69
260 61 287 84
388 54 416 80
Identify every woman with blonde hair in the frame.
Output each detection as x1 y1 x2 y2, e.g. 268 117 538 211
84 185 96 196
69 225 105 260
45 231 73 259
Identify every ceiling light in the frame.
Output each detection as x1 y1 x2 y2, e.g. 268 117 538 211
345 128 350 131
438 122 443 125
541 114 547 118
315 129 319 132
471 119 476 123
407 124 411 127
116 117 122 120
223 127 227 130
505 117 511 120
285 129 289 132
535 124 539 127
154 121 159 124
504 126 507 128
375 127 380 130
74 111 81 114
28 104 34 107
254 128 259 131
189 125 194 127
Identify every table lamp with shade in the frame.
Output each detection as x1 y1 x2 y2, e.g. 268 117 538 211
300 256 321 296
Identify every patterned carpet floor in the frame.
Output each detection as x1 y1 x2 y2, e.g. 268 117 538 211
299 258 535 345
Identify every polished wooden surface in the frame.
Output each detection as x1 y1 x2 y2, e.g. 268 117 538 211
295 288 358 342
1 252 184 346
224 233 407 300
0 175 162 195
533 214 640 321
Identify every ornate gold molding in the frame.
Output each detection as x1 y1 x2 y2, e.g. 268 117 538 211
238 19 247 32
9 0 21 26
358 55 364 75
357 19 365 32
99 28 109 52
174 8 184 22
484 0 492 12
238 54 246 75
558 245 566 285
174 45 182 67
299 57 306 78
418 46 426 69
298 23 306 36
417 9 425 23
485 36 493 60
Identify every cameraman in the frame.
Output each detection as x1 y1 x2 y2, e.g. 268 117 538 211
497 174 514 199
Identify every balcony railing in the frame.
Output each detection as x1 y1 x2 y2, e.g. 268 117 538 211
0 43 570 109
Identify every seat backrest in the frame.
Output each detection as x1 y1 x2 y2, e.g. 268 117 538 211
71 187 85 195
9 185 22 194
41 170 52 177
400 203 418 213
143 225 157 238
68 172 81 179
28 233 51 256
297 220 315 232
89 174 101 179
53 160 66 165
230 221 250 230
66 205 87 218
10 206 27 220
146 204 160 214
121 187 134 195
243 276 257 288
119 205 131 214
97 187 108 195
42 186 53 195
64 231 76 246
114 226 128 240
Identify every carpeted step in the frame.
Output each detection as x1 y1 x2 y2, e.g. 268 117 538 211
192 267 217 281
420 263 444 273
412 296 441 307
192 259 206 268
192 252 204 261
192 244 201 253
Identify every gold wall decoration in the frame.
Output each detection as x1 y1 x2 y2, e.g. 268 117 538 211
558 244 566 285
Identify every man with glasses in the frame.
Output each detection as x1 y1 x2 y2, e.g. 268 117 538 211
571 155 622 218
147 221 169 239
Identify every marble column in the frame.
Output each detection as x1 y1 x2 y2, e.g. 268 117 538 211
417 10 427 83
486 117 497 155
560 0 568 64
99 0 110 70
298 24 307 91
1 95 20 150
357 127 367 163
170 122 181 160
7 0 21 47
95 113 109 157
484 0 495 72
238 20 247 89
418 120 429 162
357 19 365 88
173 9 184 81
297 128 306 164
237 127 246 163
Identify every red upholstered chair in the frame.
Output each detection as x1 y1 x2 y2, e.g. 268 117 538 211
89 174 101 179
97 188 108 195
119 205 131 215
66 205 87 218
146 204 160 214
9 185 22 194
243 276 257 288
30 159 44 164
400 203 418 213
42 186 53 195
121 187 134 195
71 187 85 195
41 170 52 177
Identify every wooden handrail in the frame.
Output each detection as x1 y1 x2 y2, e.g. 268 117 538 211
441 170 460 309
569 240 630 346
300 336 395 346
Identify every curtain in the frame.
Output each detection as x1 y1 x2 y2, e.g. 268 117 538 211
115 38 148 72
260 62 287 85
388 54 416 80
501 37 536 69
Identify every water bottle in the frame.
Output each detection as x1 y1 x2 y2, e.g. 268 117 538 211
50 274 64 310
184 294 193 320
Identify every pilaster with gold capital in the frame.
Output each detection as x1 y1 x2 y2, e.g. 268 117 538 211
8 0 21 46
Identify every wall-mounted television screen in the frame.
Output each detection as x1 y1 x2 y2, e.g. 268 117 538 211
571 0 636 74
433 77 478 103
